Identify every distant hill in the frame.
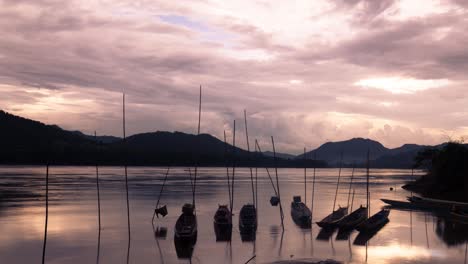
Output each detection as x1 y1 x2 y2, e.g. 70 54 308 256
72 131 121 144
0 110 325 167
0 110 96 164
1 110 445 168
296 138 440 168
298 138 388 165
263 151 296 160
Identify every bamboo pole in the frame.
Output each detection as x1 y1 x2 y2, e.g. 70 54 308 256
271 136 284 230
243 110 256 206
254 140 278 196
311 152 317 219
94 132 101 264
304 148 307 206
223 131 232 208
346 165 355 209
254 144 258 216
152 167 170 223
231 120 236 213
332 152 344 213
42 164 49 264
193 85 202 211
123 93 131 264
366 149 370 217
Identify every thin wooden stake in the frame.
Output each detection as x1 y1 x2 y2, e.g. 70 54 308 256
304 147 307 206
366 149 370 217
152 167 170 223
255 140 277 195
254 143 258 216
244 110 256 206
271 136 284 230
94 131 101 264
332 152 344 213
311 152 317 219
231 120 236 213
223 130 232 208
123 93 131 264
346 165 355 209
42 164 49 264
192 85 202 211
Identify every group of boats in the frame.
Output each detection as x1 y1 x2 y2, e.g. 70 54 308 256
152 87 392 259
382 195 468 222
314 152 390 238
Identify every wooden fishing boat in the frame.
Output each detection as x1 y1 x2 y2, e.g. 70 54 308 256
381 198 433 210
214 204 232 241
408 196 468 210
239 204 257 234
356 208 390 232
316 206 348 229
338 205 368 230
174 203 197 243
291 196 312 227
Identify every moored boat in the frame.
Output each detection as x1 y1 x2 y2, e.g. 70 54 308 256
356 208 390 232
239 204 257 234
408 196 468 210
175 203 197 243
214 204 232 241
316 206 348 229
291 196 312 227
338 205 368 230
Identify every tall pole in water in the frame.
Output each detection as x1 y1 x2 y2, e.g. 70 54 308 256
346 165 355 209
193 85 202 210
223 131 232 209
244 110 256 207
123 93 131 264
42 164 49 264
95 132 101 264
366 149 370 218
311 152 317 219
332 152 343 213
271 136 284 230
231 120 236 213
304 148 307 206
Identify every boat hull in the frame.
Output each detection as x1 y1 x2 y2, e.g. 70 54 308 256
356 209 390 232
338 206 368 230
316 207 348 229
291 201 312 228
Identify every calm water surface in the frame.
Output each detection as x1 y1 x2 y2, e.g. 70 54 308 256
1 166 467 264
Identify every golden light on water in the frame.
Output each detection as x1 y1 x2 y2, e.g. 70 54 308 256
356 243 447 264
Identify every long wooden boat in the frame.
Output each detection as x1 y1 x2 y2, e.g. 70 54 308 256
316 206 348 229
356 208 390 232
291 196 312 227
174 203 197 243
338 205 368 230
408 196 468 209
381 198 434 210
213 204 232 241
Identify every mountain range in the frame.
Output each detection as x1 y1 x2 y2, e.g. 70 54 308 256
0 110 443 168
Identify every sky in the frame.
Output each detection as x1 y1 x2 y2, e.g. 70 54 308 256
0 0 468 154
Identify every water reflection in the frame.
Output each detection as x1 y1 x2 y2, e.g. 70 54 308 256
3 166 468 264
354 220 389 246
436 217 468 246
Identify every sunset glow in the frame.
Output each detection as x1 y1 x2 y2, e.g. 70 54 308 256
0 0 467 153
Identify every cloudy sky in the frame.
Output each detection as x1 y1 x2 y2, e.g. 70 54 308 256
1 0 467 154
